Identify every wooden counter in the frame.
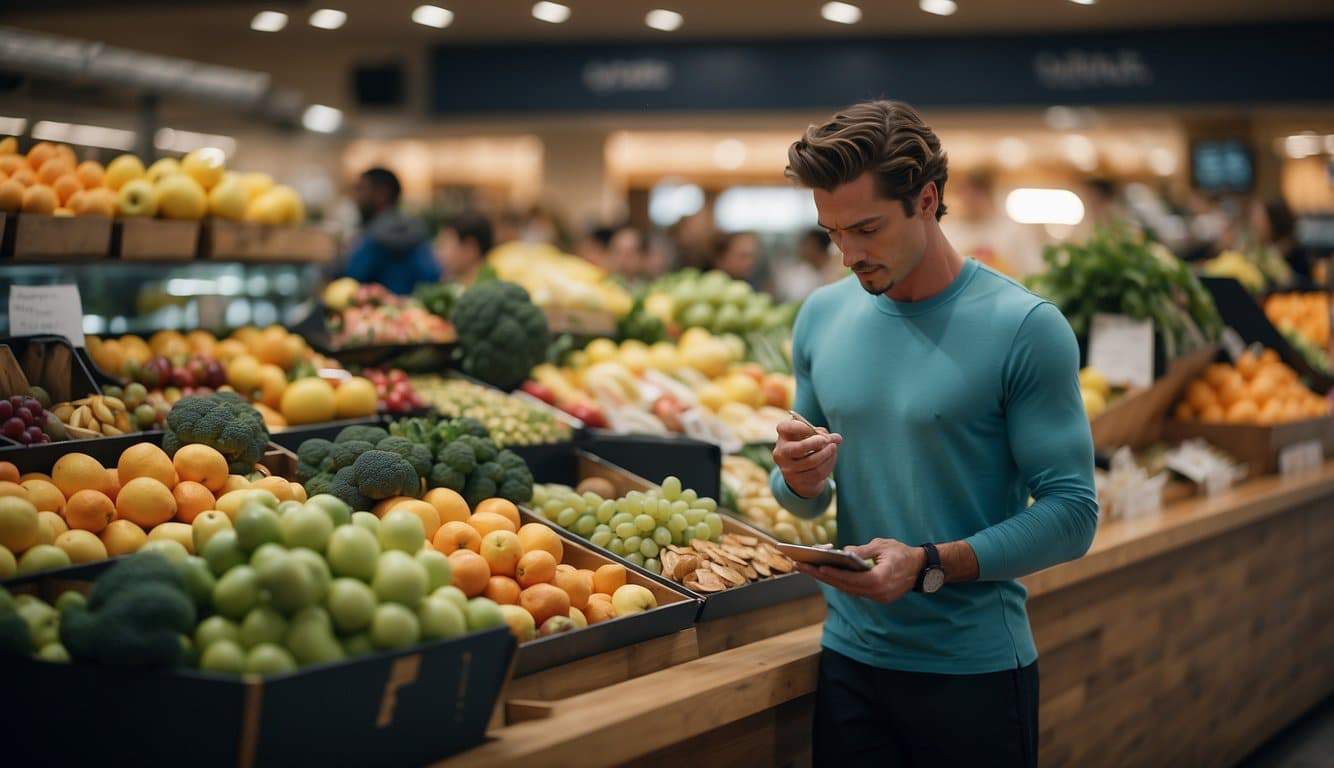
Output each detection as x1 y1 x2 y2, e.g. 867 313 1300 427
439 464 1334 768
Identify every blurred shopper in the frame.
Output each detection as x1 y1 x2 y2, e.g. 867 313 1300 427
434 212 494 286
711 231 762 285
1250 197 1314 286
1071 177 1133 242
774 100 1096 768
773 228 840 301
940 172 1044 276
341 168 440 295
575 226 616 271
608 225 646 281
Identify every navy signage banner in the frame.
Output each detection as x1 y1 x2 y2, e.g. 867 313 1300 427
429 23 1334 114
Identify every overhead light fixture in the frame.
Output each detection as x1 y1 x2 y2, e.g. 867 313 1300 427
532 2 571 23
1148 147 1177 176
820 2 862 24
0 116 27 135
919 0 957 16
1061 133 1098 171
1005 188 1086 226
1284 133 1322 159
995 137 1029 169
31 120 136 150
250 11 288 32
155 128 238 158
411 5 454 28
308 9 347 30
1069 0 1096 5
713 139 747 170
645 9 683 31
302 104 343 134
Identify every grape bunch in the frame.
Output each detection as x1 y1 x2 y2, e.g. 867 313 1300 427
530 476 723 575
0 393 59 445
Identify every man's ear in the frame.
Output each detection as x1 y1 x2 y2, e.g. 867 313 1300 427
919 182 938 219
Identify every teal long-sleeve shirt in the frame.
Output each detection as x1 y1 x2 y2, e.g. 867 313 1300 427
770 259 1098 674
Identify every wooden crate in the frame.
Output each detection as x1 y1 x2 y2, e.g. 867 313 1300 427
203 220 337 263
1090 344 1217 451
11 213 112 260
1162 415 1334 476
116 218 200 261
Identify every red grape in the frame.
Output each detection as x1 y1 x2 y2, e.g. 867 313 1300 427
0 401 11 420
35 433 49 444
3 417 25 439
7 396 22 410
25 426 43 442
21 398 42 418
15 407 32 426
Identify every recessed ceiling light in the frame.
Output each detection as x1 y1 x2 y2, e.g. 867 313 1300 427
309 9 347 30
919 0 957 16
302 104 344 134
645 9 683 32
411 5 454 29
1069 0 1096 5
532 2 571 23
250 11 289 32
820 2 862 24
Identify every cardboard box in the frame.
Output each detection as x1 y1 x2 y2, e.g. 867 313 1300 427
10 213 112 260
1163 416 1334 476
204 220 337 263
117 218 201 261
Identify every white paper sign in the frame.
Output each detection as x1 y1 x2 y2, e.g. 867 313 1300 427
1279 439 1323 477
8 285 85 346
1088 313 1154 390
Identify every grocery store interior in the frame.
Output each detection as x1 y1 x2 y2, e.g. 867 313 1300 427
1 1 1333 766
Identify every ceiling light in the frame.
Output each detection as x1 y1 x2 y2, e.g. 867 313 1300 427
302 104 343 134
1006 188 1085 226
919 0 957 16
713 139 747 170
645 9 683 31
820 2 862 24
995 137 1029 169
532 2 571 23
0 116 27 135
411 5 454 28
1061 134 1098 171
250 11 288 32
155 128 237 157
1284 133 1322 159
1148 147 1177 176
1069 0 1096 4
31 120 136 150
308 9 347 30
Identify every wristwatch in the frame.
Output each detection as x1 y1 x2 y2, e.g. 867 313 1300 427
914 543 945 594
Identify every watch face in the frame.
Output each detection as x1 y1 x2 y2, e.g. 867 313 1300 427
923 567 945 593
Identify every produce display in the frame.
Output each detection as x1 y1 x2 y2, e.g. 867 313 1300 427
452 280 551 391
658 533 795 592
361 368 426 414
1078 366 1117 419
2 390 65 445
0 138 304 224
644 269 799 338
1203 248 1291 294
721 454 836 546
408 376 573 447
1173 349 1330 425
322 279 456 349
1265 293 1333 376
487 241 634 319
530 476 725 576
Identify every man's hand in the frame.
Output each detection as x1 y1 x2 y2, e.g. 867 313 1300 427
773 418 842 499
795 538 925 605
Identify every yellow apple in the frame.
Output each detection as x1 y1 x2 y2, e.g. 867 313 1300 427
156 174 207 220
115 178 159 218
104 154 145 191
245 185 303 226
145 157 181 185
208 175 248 220
181 148 226 190
611 584 657 617
238 172 274 203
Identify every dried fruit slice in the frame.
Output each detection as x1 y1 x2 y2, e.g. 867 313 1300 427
707 561 747 587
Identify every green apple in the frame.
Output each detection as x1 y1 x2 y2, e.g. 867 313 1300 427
327 525 379 581
378 510 425 553
277 500 303 517
327 578 377 634
289 549 331 602
306 495 352 527
200 639 246 674
289 605 332 630
53 590 85 613
38 642 70 663
240 606 288 648
370 603 420 649
245 643 297 675
258 554 317 615
432 586 468 615
234 505 283 553
249 542 288 571
611 584 657 616
212 565 261 619
465 597 505 631
281 505 333 552
137 540 186 565
351 511 380 535
0 545 15 579
372 551 427 608
341 632 373 656
17 601 59 648
417 597 466 640
192 511 233 553
284 617 344 666
175 556 216 609
415 549 452 591
202 530 245 576
195 615 241 651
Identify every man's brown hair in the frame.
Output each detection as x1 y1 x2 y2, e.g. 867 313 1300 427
786 100 949 221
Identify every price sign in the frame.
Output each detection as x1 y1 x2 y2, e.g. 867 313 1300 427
8 285 86 346
1088 313 1154 390
1279 439 1323 476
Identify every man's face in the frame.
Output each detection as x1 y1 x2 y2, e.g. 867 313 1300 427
813 173 931 296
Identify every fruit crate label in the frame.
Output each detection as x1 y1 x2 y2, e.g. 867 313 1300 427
1279 439 1323 477
8 284 85 346
1088 313 1153 389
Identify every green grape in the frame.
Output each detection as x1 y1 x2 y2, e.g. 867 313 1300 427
685 509 706 526
609 512 634 529
594 523 611 534
626 490 644 505
596 500 617 523
695 497 718 513
624 496 644 516
590 530 613 548
582 492 603 508
667 514 688 534
569 496 588 515
634 514 656 533
608 537 625 555
557 507 579 528
661 476 682 501
669 500 689 518
575 515 598 537
625 552 646 568
644 557 662 575
615 498 632 515
531 486 548 506
623 535 642 553
640 539 659 558
705 513 723 538
542 499 564 517
691 523 713 542
679 489 698 505
615 522 638 539
653 527 672 546
672 529 688 546
658 499 672 517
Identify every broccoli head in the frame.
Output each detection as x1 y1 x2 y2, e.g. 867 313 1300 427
62 553 196 667
375 436 433 479
321 440 374 474
164 393 269 474
297 438 334 470
438 417 490 443
496 449 534 503
457 434 498 465
353 450 420 500
304 472 335 498
429 464 467 493
330 467 373 512
437 440 477 475
463 472 498 509
336 424 389 445
453 280 550 390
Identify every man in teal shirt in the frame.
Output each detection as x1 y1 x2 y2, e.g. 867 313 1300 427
773 101 1098 767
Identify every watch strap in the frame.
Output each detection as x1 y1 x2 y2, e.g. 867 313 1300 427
914 543 941 592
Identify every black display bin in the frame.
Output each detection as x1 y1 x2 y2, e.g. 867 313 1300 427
1202 276 1334 393
577 431 722 502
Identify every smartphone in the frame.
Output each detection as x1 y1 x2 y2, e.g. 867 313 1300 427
774 543 872 571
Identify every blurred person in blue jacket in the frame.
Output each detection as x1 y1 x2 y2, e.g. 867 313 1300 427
341 168 440 294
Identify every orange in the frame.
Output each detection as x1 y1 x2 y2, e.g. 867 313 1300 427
55 529 108 564
0 481 29 501
252 403 287 429
1185 381 1216 413
515 549 557 588
226 354 263 394
1225 399 1259 424
222 475 250 494
66 189 86 213
483 575 522 605
1202 364 1232 389
20 184 57 214
1235 352 1260 380
250 475 299 502
584 599 616 624
75 160 105 189
0 178 20 212
553 568 593 611
422 488 470 524
1199 403 1225 423
9 167 35 187
27 141 59 170
516 523 563 562
37 157 73 186
468 511 516 539
186 330 217 356
555 563 575 574
172 481 215 523
148 521 195 554
253 327 297 368
593 564 627 595
21 479 65 514
255 363 287 409
433 521 481 554
51 453 112 498
173 444 229 493
372 496 415 517
1216 378 1247 409
51 173 81 205
1258 399 1284 426
115 477 177 528
389 499 441 540
100 519 147 556
39 510 68 541
475 498 521 530
0 461 17 483
214 339 248 362
117 442 178 488
1248 371 1281 405
519 583 570 628
289 483 306 503
479 530 523 577
1172 402 1194 422
65 490 116 533
106 468 122 499
447 549 491 597
0 154 22 174
18 472 47 483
